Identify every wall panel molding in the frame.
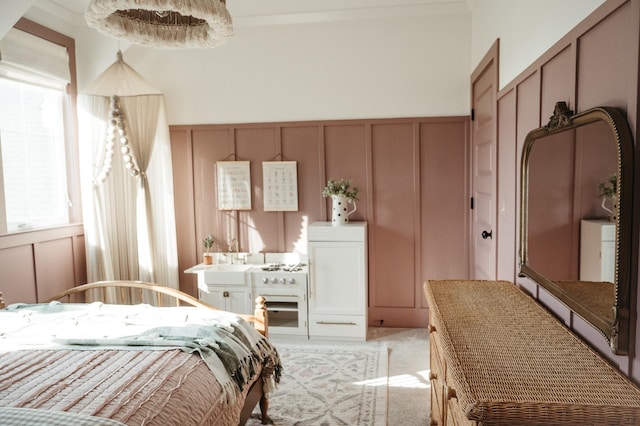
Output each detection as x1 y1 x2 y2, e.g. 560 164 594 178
171 115 470 327
0 224 86 305
497 0 639 378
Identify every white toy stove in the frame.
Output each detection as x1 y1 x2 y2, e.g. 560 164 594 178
251 254 308 337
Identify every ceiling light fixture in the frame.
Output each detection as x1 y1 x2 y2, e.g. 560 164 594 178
84 0 233 48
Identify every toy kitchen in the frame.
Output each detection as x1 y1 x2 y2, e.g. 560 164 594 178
186 252 309 338
185 222 368 340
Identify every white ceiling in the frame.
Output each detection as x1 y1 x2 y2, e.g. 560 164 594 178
34 0 471 27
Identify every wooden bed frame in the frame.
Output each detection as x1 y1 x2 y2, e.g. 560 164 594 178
2 280 271 425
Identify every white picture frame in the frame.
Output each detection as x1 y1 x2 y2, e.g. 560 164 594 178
216 161 252 210
262 161 298 211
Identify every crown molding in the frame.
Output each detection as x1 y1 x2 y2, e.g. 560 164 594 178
233 3 470 27
31 0 86 26
29 0 470 29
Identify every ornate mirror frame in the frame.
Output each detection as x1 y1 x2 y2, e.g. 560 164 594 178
519 102 634 355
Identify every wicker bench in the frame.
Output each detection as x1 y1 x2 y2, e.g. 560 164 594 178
424 280 640 425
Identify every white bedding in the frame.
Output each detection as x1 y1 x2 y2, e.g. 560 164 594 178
1 301 280 402
0 302 282 425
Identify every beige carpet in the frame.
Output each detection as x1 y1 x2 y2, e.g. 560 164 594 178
368 328 430 425
246 340 388 425
245 328 429 425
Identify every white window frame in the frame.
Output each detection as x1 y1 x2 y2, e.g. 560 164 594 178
0 18 79 236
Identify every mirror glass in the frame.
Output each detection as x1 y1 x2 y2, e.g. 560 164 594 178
520 102 634 355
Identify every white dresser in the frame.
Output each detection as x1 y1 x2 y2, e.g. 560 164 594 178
307 222 368 340
580 219 616 282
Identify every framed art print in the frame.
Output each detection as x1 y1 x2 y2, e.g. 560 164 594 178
262 161 298 211
216 161 251 210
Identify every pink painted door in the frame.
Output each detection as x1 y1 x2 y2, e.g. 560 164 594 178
470 42 498 280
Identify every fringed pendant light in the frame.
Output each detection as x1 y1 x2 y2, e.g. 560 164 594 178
84 0 233 48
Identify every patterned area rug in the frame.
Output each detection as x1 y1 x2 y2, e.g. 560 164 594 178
246 342 389 425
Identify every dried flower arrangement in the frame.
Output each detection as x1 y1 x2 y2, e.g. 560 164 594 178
598 174 617 199
322 178 359 201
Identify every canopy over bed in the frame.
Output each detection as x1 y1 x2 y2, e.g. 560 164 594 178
78 52 178 289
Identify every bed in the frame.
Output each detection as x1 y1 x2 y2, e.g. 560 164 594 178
0 281 281 425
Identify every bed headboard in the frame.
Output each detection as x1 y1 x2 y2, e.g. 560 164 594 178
45 280 269 337
46 280 214 308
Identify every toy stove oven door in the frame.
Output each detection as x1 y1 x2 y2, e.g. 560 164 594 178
261 293 307 336
252 268 308 337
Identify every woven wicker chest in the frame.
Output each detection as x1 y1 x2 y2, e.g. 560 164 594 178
424 280 640 425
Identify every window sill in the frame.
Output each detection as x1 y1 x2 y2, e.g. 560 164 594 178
0 223 84 250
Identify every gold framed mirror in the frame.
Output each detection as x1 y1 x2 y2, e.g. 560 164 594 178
519 102 634 355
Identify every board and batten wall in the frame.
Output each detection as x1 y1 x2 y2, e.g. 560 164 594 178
495 0 640 380
0 226 86 305
171 116 469 327
471 0 606 91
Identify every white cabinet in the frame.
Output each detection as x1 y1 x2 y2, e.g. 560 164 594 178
580 219 616 282
199 287 253 314
307 222 367 340
184 264 254 315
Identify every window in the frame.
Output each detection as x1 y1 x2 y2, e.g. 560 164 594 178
0 79 69 231
0 20 76 234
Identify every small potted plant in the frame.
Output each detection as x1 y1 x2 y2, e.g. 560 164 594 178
203 235 215 265
322 178 359 226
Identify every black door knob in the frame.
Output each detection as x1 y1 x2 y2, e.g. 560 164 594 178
481 230 493 240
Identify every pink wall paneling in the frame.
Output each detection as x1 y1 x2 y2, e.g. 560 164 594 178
0 245 37 304
235 127 280 254
0 225 86 305
193 129 233 251
170 116 470 327
169 128 197 296
496 89 517 282
280 126 323 252
540 45 575 120
420 121 470 284
577 1 635 113
498 0 640 381
34 238 76 302
370 123 416 309
323 124 368 223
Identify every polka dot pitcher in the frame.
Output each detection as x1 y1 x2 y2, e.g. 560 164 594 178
331 194 357 226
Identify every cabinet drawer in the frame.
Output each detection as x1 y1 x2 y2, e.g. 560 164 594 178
431 391 442 426
430 334 445 424
308 314 366 339
430 327 473 426
430 363 444 423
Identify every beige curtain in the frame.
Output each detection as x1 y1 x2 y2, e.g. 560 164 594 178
77 53 178 291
